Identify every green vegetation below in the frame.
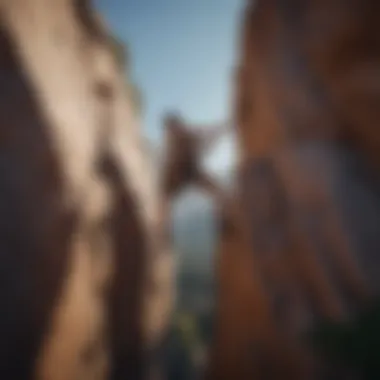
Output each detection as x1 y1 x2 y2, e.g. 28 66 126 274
311 299 380 379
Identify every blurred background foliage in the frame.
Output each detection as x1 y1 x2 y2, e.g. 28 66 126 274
311 299 380 379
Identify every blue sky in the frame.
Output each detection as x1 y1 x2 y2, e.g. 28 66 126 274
95 0 243 173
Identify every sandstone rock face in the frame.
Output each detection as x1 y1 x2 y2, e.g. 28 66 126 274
207 1 380 379
0 0 174 379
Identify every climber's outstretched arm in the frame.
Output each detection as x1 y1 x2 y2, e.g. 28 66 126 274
194 170 226 205
194 121 231 154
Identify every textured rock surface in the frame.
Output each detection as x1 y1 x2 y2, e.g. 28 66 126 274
207 1 380 379
0 0 174 379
